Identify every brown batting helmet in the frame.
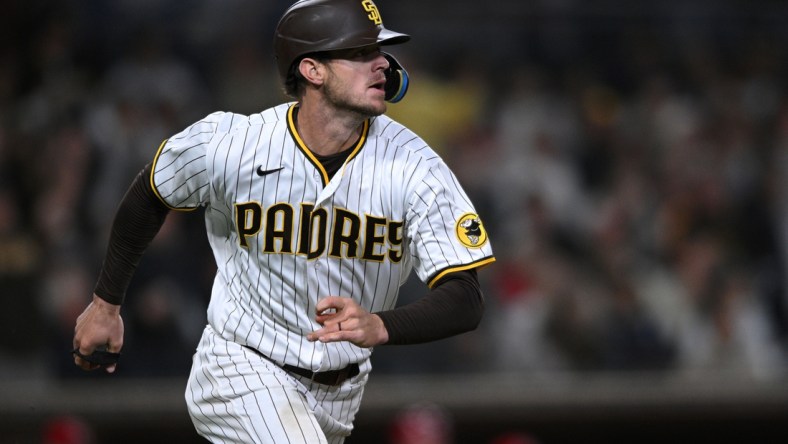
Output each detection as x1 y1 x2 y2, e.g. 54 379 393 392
274 0 410 98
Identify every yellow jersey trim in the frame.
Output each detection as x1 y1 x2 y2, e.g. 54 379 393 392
427 256 496 288
149 139 198 212
287 104 369 187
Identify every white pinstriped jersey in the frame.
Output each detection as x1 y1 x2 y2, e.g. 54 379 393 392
151 102 494 372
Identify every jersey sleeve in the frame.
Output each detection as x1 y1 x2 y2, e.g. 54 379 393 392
405 160 495 288
150 112 223 210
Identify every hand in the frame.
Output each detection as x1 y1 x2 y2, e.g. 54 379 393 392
307 296 389 348
73 294 124 373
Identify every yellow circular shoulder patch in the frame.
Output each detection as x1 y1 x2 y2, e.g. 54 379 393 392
455 213 488 248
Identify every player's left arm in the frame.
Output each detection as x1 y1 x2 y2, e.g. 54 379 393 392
369 158 492 345
308 156 493 347
374 269 483 344
307 269 483 347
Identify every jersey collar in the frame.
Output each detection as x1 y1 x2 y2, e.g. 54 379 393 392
286 104 370 187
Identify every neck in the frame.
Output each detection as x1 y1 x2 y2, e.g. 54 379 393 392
295 100 366 156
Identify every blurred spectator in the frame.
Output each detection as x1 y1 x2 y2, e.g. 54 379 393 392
0 0 785 386
40 259 100 379
774 107 788 342
84 27 209 230
210 37 283 113
488 251 572 372
386 53 490 156
671 237 785 379
32 123 95 253
491 65 590 260
120 276 199 378
42 415 96 444
600 277 675 371
0 187 44 366
388 402 454 444
489 431 542 444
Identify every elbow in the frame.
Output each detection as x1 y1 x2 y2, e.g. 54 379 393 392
460 292 485 333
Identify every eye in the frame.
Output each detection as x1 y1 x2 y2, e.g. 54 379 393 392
354 46 380 59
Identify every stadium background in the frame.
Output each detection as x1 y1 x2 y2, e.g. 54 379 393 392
1 0 787 442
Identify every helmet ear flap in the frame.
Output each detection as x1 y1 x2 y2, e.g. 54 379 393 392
383 52 409 103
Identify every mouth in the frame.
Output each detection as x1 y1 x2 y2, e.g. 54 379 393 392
370 79 386 93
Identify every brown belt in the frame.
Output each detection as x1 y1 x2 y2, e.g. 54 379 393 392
243 346 359 386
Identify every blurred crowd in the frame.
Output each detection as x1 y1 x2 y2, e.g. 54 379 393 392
1 0 787 388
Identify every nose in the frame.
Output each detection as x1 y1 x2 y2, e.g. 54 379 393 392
374 51 389 71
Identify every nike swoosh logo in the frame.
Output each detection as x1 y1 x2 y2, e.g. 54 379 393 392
256 166 284 177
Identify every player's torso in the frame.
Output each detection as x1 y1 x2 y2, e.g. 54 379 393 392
202 104 417 361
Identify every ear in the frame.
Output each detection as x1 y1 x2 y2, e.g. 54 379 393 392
298 57 325 86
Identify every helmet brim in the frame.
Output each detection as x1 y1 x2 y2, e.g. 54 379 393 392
378 28 410 46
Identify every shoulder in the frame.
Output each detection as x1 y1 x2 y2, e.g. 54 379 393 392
158 104 291 162
201 103 292 133
180 103 292 139
369 114 441 165
165 111 243 148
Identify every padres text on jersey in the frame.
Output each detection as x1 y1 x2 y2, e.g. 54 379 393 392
151 103 495 372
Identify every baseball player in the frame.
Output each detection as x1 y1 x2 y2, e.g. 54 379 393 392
72 0 495 442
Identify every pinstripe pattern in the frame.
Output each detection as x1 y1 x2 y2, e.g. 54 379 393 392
187 326 365 443
153 102 493 442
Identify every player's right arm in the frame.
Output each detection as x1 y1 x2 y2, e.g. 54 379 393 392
73 163 170 372
74 113 220 372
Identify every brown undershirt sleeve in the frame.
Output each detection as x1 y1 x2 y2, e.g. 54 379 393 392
375 269 484 345
93 163 170 305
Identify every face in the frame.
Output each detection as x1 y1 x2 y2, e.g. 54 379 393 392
320 46 389 117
